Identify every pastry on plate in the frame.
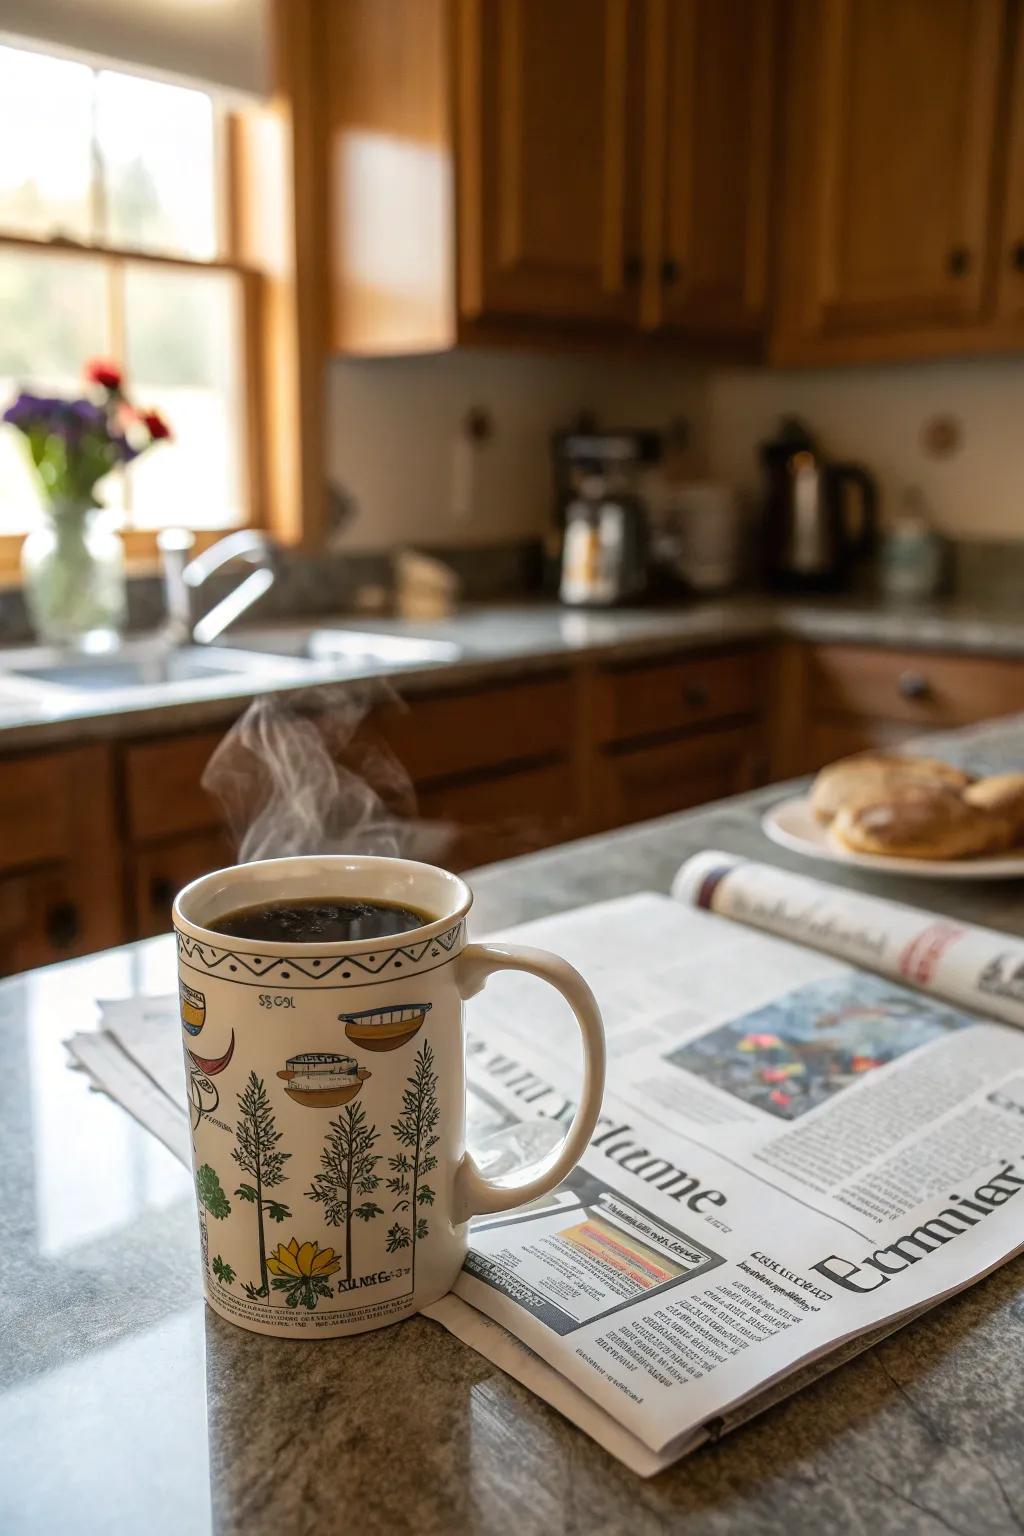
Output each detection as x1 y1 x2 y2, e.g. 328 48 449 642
810 752 972 824
963 773 1024 840
831 783 1013 861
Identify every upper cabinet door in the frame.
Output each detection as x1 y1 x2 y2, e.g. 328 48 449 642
457 0 642 325
643 0 776 336
789 0 1006 337
995 12 1024 324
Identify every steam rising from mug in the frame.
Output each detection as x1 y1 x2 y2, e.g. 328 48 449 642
201 684 451 864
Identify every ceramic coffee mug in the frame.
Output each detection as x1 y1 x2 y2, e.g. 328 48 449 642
173 854 605 1338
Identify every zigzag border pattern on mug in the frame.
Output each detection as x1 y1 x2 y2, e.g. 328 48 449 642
175 919 464 985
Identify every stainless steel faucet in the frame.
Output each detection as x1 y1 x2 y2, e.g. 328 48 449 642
157 528 276 646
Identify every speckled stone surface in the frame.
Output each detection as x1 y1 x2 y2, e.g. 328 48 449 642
5 717 1024 1533
5 593 1024 752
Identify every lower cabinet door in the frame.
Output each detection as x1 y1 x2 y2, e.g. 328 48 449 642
131 831 235 939
0 865 114 976
594 726 763 830
417 762 577 870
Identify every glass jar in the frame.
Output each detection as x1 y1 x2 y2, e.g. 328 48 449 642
21 503 128 649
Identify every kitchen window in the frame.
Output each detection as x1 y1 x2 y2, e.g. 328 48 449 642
0 44 257 567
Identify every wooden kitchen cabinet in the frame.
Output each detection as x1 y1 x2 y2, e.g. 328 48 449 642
0 745 122 976
323 0 775 354
594 724 763 830
772 0 1024 363
641 0 776 338
130 831 235 939
995 10 1024 325
785 643 1024 773
457 0 642 327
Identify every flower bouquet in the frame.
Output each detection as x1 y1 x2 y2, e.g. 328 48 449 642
3 360 171 646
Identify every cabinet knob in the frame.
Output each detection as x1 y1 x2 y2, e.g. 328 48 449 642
683 680 710 709
661 257 681 285
898 670 932 702
623 255 642 284
948 246 971 277
46 900 80 950
1011 241 1024 273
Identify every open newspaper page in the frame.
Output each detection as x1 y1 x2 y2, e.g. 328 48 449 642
454 888 1024 1465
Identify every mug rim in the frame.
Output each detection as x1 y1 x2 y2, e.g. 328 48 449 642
172 853 473 954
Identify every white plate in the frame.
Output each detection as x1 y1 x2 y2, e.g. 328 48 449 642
761 796 1024 881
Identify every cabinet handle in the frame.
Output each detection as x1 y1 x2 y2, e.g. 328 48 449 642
1011 241 1024 273
898 670 932 702
682 681 710 709
623 255 642 284
46 900 80 950
661 257 681 285
948 246 971 277
149 875 176 911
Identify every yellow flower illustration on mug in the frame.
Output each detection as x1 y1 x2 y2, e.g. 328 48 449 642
266 1237 342 1310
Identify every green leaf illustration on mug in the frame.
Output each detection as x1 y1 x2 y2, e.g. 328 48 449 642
387 1041 439 1287
307 1101 383 1283
232 1071 291 1301
212 1255 236 1287
196 1163 231 1220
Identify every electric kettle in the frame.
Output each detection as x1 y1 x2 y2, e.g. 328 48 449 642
760 418 877 592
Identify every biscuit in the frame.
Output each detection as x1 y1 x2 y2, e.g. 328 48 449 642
963 773 1024 840
831 784 1012 861
810 753 972 824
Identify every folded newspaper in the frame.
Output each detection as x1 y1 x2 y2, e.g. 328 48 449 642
67 853 1024 1476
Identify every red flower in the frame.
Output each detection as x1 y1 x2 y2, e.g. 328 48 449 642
85 358 122 391
141 409 171 441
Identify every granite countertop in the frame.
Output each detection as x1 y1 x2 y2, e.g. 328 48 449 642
6 716 1024 1534
5 593 1024 751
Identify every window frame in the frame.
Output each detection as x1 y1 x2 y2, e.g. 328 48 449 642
0 103 263 581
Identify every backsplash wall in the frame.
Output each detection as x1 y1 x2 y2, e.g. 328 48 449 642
325 348 706 550
704 358 1024 539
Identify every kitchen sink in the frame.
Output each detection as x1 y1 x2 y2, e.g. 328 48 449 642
0 641 311 694
232 626 463 668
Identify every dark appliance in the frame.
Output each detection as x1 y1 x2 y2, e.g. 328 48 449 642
760 418 877 592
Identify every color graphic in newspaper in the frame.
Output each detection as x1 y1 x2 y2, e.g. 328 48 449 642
665 971 974 1121
466 1166 725 1337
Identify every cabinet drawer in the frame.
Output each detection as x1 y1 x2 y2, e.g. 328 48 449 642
593 649 759 745
123 730 225 842
382 674 574 783
594 725 762 830
418 761 576 870
0 751 81 873
130 831 235 939
807 646 1024 728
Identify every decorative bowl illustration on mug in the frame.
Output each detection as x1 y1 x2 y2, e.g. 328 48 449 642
277 1051 371 1107
340 1002 432 1052
179 981 206 1036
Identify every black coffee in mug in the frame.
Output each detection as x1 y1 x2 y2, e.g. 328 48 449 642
209 897 429 944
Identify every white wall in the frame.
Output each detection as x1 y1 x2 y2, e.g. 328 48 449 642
326 349 1024 548
325 348 706 550
704 358 1024 540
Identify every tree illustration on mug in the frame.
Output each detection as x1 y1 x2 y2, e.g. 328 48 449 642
232 1071 291 1299
386 1040 439 1288
306 1101 383 1283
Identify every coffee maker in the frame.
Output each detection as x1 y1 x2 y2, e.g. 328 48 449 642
553 429 659 607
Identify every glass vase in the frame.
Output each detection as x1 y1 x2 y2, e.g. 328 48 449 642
21 503 128 649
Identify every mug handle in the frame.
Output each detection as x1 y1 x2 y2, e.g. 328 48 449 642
452 942 606 1220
